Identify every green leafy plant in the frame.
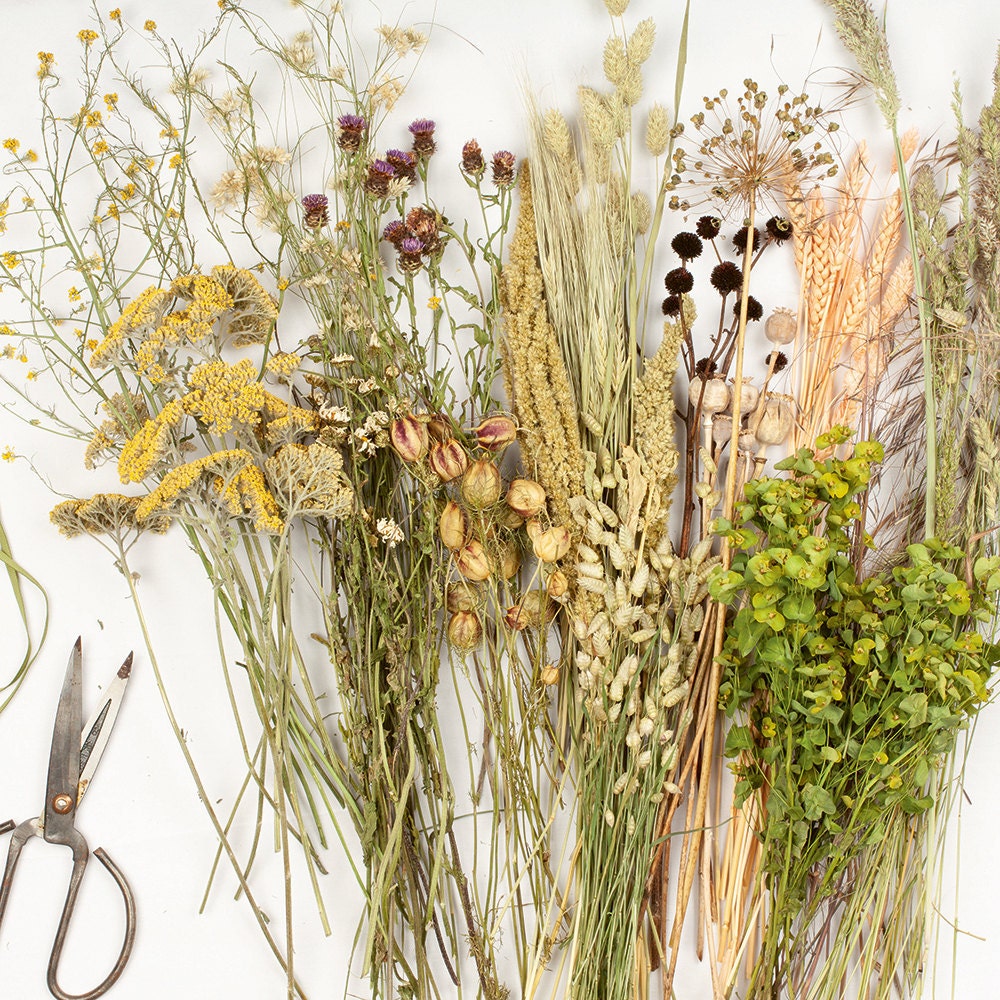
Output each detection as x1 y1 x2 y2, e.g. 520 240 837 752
710 426 1000 998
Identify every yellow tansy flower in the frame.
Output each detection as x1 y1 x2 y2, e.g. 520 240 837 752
78 29 99 45
168 153 183 169
427 296 441 310
109 8 121 21
92 140 109 155
144 19 156 31
3 138 20 154
2 252 20 269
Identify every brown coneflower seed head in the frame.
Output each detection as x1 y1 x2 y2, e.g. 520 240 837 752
694 357 718 377
696 215 722 239
765 350 789 372
491 150 516 188
461 139 485 175
733 295 763 322
765 215 793 242
732 225 761 255
664 267 694 295
365 159 395 196
671 231 703 260
662 295 682 317
710 261 743 295
336 113 367 153
301 193 329 229
382 219 407 248
397 236 425 272
385 148 417 181
408 118 436 158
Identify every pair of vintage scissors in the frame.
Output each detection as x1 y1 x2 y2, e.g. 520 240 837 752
0 638 137 1000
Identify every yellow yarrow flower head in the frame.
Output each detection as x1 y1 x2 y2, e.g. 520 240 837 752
3 138 20 154
109 8 121 21
144 19 156 31
78 29 99 45
37 52 56 79
181 358 268 435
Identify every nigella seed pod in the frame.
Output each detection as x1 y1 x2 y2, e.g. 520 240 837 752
427 413 453 442
336 113 367 153
547 570 569 597
446 582 481 613
447 610 483 652
473 415 517 451
461 139 485 175
765 307 797 345
533 525 572 564
500 543 521 580
504 591 555 631
755 393 796 446
429 438 469 482
461 458 502 509
539 663 560 686
506 478 546 517
389 414 428 462
439 501 468 551
688 376 730 414
456 540 493 581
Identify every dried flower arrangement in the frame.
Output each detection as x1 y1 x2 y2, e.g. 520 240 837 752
0 1 998 999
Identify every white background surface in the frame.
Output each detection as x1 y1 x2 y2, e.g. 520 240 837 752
1 1 999 998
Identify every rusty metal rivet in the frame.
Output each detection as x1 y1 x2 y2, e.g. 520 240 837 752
52 793 74 814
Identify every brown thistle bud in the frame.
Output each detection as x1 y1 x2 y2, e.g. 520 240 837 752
389 414 428 462
461 139 485 175
429 438 469 482
456 540 492 581
461 458 502 509
336 113 367 153
532 524 572 563
409 118 437 158
385 148 417 181
504 591 555 631
506 479 546 518
446 582 481 613
439 501 468 550
539 663 560 686
365 159 396 197
397 237 425 273
473 415 517 451
382 219 407 248
547 570 569 597
491 150 516 188
447 610 483 651
301 194 329 229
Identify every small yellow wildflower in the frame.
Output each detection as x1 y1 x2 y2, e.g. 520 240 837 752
2 252 20 269
144 19 156 31
160 126 179 139
106 203 120 220
78 29 99 45
2 346 16 359
68 287 82 302
276 277 290 291
168 153 183 169
427 296 441 310
335 220 350 232
104 93 118 110
37 52 56 79
92 140 109 155
26 371 38 381
265 352 301 378
85 110 103 129
118 183 136 201
2 447 15 462
3 138 20 154
18 353 27 363
109 8 121 21
25 150 38 163
86 339 99 351
0 324 12 335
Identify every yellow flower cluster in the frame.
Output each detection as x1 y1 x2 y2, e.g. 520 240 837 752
50 493 169 538
91 286 171 367
265 352 300 378
182 358 268 435
78 29 99 45
211 265 279 346
118 399 184 483
37 52 56 80
135 448 247 523
215 463 284 533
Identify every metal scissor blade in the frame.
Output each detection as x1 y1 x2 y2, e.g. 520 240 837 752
43 639 83 845
77 651 133 807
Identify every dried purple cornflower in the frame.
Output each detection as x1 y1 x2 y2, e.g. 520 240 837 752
398 236 425 272
491 150 516 188
664 267 694 295
733 295 763 322
694 357 718 377
405 205 442 255
765 215 793 242
385 148 417 181
732 226 761 255
301 193 329 229
336 113 367 153
365 159 395 197
382 219 407 248
765 350 789 372
710 261 743 295
409 118 436 158
662 295 682 317
671 231 703 261
696 215 722 240
461 139 485 175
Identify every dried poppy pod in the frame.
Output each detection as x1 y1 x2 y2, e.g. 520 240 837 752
765 306 797 346
438 501 468 551
446 582 481 613
447 610 483 651
389 414 429 463
506 478 546 518
456 540 492 581
712 414 734 447
429 438 469 482
688 376 730 414
461 458 502 509
755 393 796 446
504 591 555 631
473 415 517 451
730 380 759 416
533 524 572 564
539 663 560 686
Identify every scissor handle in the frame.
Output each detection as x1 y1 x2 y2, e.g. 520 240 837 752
47 839 137 1000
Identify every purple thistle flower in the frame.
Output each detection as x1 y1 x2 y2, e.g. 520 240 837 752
385 148 417 180
365 159 396 196
382 219 407 246
336 113 367 153
400 237 424 254
301 193 329 229
491 150 516 188
409 118 436 158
